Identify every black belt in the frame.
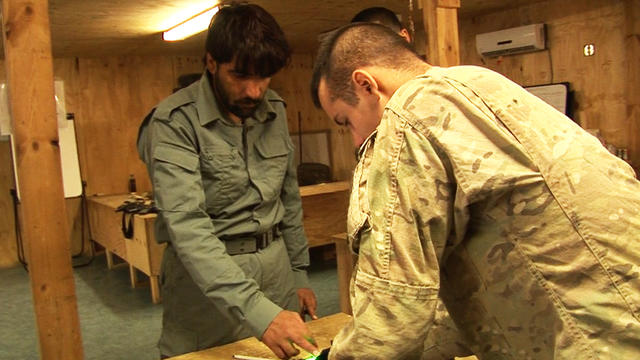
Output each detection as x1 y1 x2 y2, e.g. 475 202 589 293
220 227 279 255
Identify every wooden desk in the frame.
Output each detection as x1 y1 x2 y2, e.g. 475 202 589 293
299 181 350 248
330 233 354 315
87 193 165 303
86 182 352 306
299 182 353 315
167 312 479 360
168 313 351 360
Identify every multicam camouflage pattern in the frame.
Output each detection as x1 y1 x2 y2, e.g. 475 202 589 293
329 66 640 360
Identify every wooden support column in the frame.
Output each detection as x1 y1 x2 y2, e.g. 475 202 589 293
422 0 460 66
2 1 83 359
625 0 640 172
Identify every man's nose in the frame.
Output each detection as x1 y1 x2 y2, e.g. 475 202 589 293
243 80 262 99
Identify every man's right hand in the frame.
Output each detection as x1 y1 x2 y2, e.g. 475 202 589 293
261 310 319 359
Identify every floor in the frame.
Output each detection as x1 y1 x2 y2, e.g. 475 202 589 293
0 249 341 360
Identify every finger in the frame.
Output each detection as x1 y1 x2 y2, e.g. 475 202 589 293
307 296 318 314
265 341 286 359
282 339 300 358
290 335 319 356
307 305 318 320
301 296 318 320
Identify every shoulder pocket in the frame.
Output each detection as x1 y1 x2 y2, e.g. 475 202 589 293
255 136 290 159
153 143 199 172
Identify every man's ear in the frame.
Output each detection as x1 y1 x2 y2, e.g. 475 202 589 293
399 29 412 43
205 53 217 75
352 69 380 100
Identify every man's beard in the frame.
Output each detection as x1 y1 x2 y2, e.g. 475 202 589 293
213 71 262 119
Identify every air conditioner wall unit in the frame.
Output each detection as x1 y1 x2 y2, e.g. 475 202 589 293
476 24 546 57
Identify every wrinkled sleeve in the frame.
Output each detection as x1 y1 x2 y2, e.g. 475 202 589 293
144 112 281 338
329 105 468 358
277 106 311 289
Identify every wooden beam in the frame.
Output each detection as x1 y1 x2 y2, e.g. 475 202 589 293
423 0 461 66
1 1 83 359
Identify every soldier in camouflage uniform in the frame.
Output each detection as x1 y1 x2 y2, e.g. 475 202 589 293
350 9 471 359
311 23 640 360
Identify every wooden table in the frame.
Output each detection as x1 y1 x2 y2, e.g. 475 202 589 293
87 193 165 303
86 181 353 306
298 181 350 248
168 313 351 360
167 312 478 360
330 233 354 315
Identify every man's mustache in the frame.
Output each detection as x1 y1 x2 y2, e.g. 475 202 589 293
235 97 261 106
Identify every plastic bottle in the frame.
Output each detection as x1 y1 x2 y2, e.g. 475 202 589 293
128 174 137 193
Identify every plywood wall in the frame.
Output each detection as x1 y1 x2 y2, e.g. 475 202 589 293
0 55 199 267
0 52 354 268
0 140 17 268
271 54 357 181
459 0 638 171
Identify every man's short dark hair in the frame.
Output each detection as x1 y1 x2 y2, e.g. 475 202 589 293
205 3 290 77
311 23 421 107
351 7 404 33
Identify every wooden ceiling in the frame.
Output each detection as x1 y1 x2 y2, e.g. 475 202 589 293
2 0 547 58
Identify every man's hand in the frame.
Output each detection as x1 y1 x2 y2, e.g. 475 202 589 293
297 288 318 320
261 310 319 359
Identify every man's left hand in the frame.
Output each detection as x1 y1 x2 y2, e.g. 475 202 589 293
297 288 318 320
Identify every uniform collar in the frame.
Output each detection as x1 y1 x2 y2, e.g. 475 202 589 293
195 71 280 126
356 130 377 161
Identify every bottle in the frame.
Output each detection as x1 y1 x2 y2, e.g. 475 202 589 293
128 174 137 193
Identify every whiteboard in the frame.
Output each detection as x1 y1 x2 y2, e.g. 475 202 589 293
525 83 569 115
1 80 83 199
290 131 331 168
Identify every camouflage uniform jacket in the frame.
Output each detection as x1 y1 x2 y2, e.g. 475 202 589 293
329 66 640 360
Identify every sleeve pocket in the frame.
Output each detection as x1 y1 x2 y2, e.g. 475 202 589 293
153 143 199 172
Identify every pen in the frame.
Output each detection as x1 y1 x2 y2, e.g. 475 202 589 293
232 355 272 360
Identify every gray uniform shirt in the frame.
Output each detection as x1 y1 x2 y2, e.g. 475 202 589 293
137 72 310 338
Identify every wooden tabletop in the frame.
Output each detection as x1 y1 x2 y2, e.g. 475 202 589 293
299 181 350 197
168 313 351 360
87 193 133 208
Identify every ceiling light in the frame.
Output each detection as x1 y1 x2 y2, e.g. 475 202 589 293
163 6 220 41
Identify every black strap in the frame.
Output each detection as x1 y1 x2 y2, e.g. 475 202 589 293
121 212 134 239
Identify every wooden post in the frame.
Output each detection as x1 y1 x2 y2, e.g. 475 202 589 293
423 0 461 66
2 0 84 359
625 0 640 172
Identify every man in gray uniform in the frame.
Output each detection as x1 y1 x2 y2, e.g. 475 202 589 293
137 4 319 359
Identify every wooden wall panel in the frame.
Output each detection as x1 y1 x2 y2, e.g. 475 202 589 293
271 53 357 182
625 0 640 172
0 141 17 268
0 55 203 268
1 52 353 268
459 0 636 170
73 56 170 196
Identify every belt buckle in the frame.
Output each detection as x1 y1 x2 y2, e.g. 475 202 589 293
257 228 276 249
225 238 257 255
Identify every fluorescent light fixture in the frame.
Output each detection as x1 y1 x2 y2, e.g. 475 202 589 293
163 6 220 41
